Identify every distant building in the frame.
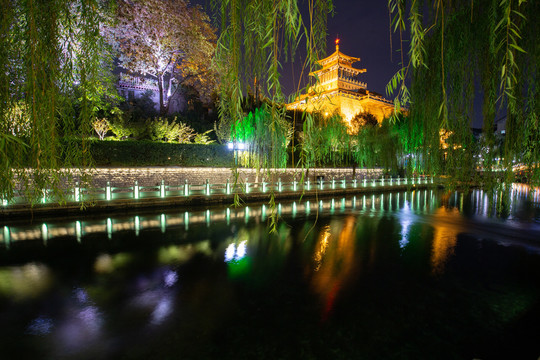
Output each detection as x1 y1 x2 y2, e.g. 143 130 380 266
495 116 506 135
286 39 395 128
116 72 185 114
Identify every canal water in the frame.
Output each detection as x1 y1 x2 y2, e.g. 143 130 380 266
0 186 539 359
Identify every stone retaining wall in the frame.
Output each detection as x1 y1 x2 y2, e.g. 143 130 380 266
87 167 383 188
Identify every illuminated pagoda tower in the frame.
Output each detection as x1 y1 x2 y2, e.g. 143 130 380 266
287 39 395 127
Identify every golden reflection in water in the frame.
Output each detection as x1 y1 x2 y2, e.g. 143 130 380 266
313 226 331 271
430 207 463 275
311 216 357 320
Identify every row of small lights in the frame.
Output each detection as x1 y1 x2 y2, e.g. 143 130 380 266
2 175 434 206
1 190 438 246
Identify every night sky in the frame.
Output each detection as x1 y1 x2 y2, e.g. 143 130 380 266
283 0 403 99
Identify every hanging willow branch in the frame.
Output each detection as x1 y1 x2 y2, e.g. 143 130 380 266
386 0 538 186
212 0 333 231
0 0 116 204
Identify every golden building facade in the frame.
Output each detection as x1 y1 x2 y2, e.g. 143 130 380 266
286 39 395 126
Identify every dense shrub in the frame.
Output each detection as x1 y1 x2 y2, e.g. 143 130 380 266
90 140 234 167
145 117 196 143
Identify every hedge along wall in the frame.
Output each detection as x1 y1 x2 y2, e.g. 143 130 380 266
90 141 235 167
88 167 383 188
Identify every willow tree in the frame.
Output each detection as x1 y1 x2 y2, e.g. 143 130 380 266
211 0 333 229
387 0 539 186
212 0 332 148
0 0 116 204
107 0 217 114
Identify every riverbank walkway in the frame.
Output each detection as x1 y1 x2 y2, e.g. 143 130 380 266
1 175 441 220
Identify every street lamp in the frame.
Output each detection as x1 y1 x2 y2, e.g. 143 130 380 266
227 142 246 166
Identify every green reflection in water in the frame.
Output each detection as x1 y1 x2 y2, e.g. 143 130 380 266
227 257 252 279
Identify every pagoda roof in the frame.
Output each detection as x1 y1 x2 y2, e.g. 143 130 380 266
310 61 366 77
318 39 360 66
318 49 360 67
309 39 365 77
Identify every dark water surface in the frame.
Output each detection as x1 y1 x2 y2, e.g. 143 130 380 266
1 186 540 359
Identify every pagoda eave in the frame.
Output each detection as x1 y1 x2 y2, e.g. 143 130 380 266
318 50 360 66
310 64 367 77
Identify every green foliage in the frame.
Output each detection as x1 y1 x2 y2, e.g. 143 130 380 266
0 0 115 203
175 122 195 143
212 0 334 227
1 101 31 138
90 141 233 167
108 115 202 144
387 0 539 185
109 116 135 140
302 113 350 167
145 117 192 143
232 106 292 168
194 130 216 145
349 112 378 134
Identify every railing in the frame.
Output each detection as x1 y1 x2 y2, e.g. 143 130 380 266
1 176 437 207
1 190 440 245
366 93 395 105
339 77 367 89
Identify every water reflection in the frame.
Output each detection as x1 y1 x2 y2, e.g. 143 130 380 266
399 200 413 249
94 253 133 274
0 187 539 359
129 268 177 327
430 207 461 275
26 316 54 336
38 287 106 356
310 216 357 320
0 263 52 300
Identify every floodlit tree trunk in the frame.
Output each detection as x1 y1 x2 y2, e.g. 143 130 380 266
157 73 165 115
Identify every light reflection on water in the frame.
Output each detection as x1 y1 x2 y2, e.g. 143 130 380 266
399 200 413 249
0 187 539 358
0 262 52 300
311 216 357 321
430 207 461 275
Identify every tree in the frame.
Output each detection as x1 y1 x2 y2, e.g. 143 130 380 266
107 0 217 115
92 118 110 140
387 0 539 185
349 111 378 134
1 0 115 204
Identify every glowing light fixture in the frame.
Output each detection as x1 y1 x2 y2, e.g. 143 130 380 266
134 181 140 199
75 182 80 202
227 142 246 150
106 181 111 201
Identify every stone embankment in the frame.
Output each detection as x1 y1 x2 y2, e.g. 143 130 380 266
88 167 383 188
1 168 439 220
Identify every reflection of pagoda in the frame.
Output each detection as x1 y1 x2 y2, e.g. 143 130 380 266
287 39 395 125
